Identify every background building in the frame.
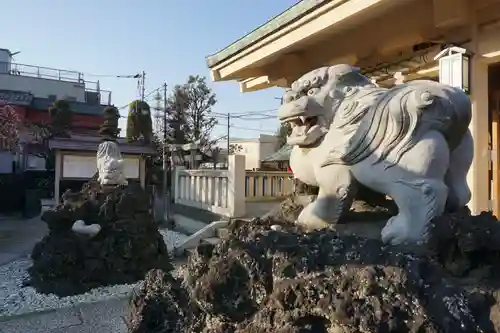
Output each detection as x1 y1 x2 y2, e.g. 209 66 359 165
0 47 115 213
0 47 112 173
214 134 279 170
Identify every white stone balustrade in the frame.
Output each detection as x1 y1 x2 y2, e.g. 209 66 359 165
172 155 295 217
173 155 246 217
245 171 294 201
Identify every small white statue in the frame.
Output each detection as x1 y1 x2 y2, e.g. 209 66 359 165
97 141 128 186
71 220 101 237
279 64 473 245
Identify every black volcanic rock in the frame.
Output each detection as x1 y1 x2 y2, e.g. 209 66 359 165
128 205 500 333
128 269 205 333
27 176 172 296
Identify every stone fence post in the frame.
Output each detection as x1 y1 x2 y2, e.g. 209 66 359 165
227 154 246 217
172 165 185 204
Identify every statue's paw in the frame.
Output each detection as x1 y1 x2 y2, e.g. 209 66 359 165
381 215 411 245
296 205 330 230
71 220 101 237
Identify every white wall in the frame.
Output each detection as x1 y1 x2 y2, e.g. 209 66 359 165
239 141 260 169
0 74 86 102
228 134 279 170
259 140 279 162
62 155 140 179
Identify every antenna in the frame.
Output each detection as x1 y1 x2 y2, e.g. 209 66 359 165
9 51 21 63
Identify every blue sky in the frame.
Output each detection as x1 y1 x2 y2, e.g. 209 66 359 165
0 0 298 139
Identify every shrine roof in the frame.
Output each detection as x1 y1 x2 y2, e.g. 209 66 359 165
206 0 331 68
262 144 292 161
49 136 157 155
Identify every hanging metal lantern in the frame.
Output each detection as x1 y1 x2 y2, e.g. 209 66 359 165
434 46 471 94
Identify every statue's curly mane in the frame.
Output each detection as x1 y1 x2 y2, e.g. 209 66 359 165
322 82 470 169
97 141 123 163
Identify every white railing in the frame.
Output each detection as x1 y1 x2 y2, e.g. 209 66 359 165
0 61 112 105
84 80 112 105
173 155 246 217
1 61 84 83
172 155 297 217
245 171 294 201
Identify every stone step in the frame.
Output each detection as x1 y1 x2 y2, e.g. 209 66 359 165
216 227 229 239
183 237 222 256
41 199 56 213
171 214 210 235
173 220 229 256
202 237 220 245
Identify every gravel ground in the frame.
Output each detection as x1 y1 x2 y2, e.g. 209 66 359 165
0 229 189 318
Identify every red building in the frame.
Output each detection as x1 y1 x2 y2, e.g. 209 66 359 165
7 94 105 134
0 48 113 174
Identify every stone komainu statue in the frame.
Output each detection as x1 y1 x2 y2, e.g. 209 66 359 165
126 100 153 144
279 64 473 245
97 141 128 186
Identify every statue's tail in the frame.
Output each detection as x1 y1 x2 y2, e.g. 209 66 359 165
322 81 472 168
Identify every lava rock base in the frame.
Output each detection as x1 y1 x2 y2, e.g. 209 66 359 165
129 208 500 333
27 177 172 296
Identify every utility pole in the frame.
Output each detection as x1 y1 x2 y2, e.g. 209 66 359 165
153 91 162 134
140 71 146 101
162 82 170 223
226 113 230 169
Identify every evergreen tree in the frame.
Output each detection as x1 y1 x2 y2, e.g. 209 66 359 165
126 100 153 144
99 106 120 141
166 75 217 152
276 122 291 149
48 99 73 137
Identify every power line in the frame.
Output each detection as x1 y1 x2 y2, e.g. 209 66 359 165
212 134 228 142
214 115 276 121
144 86 162 100
211 108 277 117
212 112 276 120
231 125 275 133
116 84 164 110
231 108 277 115
215 123 275 134
235 115 276 120
83 73 141 79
